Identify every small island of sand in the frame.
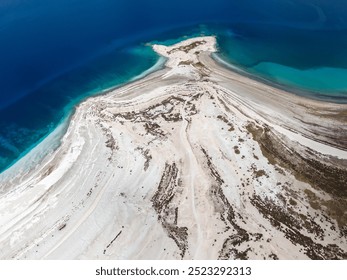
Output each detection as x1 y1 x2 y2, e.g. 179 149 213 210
0 37 346 259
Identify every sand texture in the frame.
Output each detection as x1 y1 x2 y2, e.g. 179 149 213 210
0 37 346 260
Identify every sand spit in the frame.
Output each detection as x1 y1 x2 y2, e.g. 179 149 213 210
0 36 346 260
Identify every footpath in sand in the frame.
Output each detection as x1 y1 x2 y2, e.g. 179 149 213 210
0 37 346 259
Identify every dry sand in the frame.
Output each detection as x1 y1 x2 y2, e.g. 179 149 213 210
0 36 346 260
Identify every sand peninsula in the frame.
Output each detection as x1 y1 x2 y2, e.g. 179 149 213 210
0 37 346 260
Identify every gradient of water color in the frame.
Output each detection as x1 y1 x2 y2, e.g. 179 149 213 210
1 0 347 173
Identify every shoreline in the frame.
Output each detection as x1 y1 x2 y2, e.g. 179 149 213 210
0 51 167 176
212 53 347 105
0 36 346 260
1 36 346 176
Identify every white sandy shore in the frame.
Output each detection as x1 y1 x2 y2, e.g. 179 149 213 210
0 36 346 260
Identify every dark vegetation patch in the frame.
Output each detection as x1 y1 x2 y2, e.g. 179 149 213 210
114 96 186 124
217 115 234 131
193 62 210 77
97 123 118 161
136 148 152 171
246 122 347 234
289 198 297 206
254 169 267 178
251 195 346 259
201 147 253 260
103 230 122 255
151 163 188 259
58 224 66 231
229 248 251 260
144 122 165 137
178 60 192 66
168 40 206 54
245 122 347 199
304 189 347 231
269 253 279 260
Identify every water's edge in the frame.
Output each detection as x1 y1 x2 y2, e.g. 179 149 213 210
1 27 347 176
0 54 167 177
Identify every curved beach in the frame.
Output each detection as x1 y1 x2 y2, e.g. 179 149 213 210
0 37 346 259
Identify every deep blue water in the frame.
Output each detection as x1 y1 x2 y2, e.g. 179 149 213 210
1 0 347 173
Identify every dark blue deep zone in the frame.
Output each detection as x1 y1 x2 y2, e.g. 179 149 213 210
0 0 347 173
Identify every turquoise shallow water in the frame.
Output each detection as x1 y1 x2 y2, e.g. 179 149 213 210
253 63 347 96
0 44 162 173
214 23 347 102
